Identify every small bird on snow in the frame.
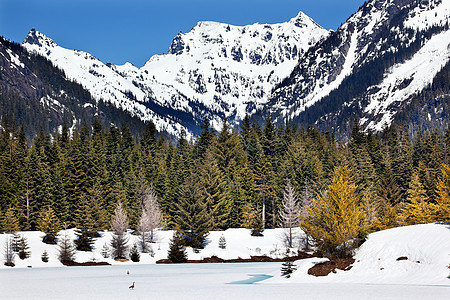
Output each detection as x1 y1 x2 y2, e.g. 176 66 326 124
129 282 135 290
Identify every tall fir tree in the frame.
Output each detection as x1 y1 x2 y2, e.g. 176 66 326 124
74 195 96 251
174 174 213 249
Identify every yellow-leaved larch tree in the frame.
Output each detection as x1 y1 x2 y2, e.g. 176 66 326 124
301 166 365 258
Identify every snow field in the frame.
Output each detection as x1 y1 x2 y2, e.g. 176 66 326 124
0 224 449 299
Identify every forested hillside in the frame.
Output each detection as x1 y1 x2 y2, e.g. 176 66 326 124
0 36 147 141
1 116 449 249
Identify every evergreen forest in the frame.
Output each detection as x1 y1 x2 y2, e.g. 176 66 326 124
0 115 449 256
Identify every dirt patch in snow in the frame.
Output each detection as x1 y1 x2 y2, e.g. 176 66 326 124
62 261 111 266
157 252 313 264
307 258 355 276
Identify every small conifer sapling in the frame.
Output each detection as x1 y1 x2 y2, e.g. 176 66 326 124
218 235 227 249
280 249 297 278
130 243 140 262
101 243 110 258
41 250 49 263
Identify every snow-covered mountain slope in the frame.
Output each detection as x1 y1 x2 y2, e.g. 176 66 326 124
22 29 185 137
0 36 151 139
22 12 328 134
268 0 450 134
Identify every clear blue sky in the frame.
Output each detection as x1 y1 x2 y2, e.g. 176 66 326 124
0 0 364 67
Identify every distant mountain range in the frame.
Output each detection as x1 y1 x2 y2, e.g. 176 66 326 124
1 0 449 139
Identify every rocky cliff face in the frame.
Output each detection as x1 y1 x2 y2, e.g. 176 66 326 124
0 38 44 101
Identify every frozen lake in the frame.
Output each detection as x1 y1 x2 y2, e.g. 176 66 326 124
1 262 449 300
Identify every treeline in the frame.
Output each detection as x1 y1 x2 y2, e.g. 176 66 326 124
0 115 449 239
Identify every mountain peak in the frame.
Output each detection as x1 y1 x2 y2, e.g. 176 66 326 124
23 28 57 48
289 11 323 29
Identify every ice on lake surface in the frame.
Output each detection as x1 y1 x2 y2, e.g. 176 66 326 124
228 274 273 284
1 262 449 300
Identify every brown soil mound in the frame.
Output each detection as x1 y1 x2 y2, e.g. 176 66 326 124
156 252 313 264
307 258 355 276
62 261 111 266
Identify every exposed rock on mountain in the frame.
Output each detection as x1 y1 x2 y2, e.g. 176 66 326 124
267 0 449 135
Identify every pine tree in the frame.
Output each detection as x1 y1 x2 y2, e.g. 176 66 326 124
301 167 365 258
11 232 21 252
298 181 313 249
280 249 297 278
110 201 129 259
279 179 301 248
195 117 215 159
198 148 228 229
167 231 187 263
58 228 76 264
37 207 60 244
63 130 87 226
17 235 31 260
233 163 257 229
129 243 140 262
141 121 157 155
175 174 213 249
250 206 264 237
27 141 54 229
74 196 96 251
375 164 401 229
86 182 109 231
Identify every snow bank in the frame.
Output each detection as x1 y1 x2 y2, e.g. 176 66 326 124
269 223 450 286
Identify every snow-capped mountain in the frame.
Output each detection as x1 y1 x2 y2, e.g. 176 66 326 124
22 29 186 137
22 12 328 134
268 0 450 134
0 36 150 139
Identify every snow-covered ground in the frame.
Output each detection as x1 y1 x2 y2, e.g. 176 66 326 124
0 224 449 299
0 228 294 268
